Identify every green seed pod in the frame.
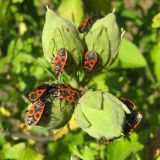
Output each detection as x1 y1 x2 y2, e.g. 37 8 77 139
42 7 84 69
74 91 130 141
39 99 74 129
84 12 123 69
27 99 74 129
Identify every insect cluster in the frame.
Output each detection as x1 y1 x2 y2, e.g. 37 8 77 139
26 82 81 126
26 17 97 127
25 8 142 143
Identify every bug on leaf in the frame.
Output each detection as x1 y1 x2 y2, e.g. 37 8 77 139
98 98 142 144
28 83 52 102
57 84 71 89
78 16 92 33
52 48 68 76
57 88 80 102
119 98 142 134
26 99 45 126
83 50 98 72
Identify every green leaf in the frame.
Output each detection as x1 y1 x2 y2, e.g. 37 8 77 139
90 12 121 64
74 105 91 128
106 133 144 160
35 98 74 129
75 91 130 140
121 10 137 19
6 39 23 59
87 71 109 91
150 42 160 80
85 12 122 68
12 52 35 65
70 145 96 160
12 0 24 3
22 147 44 160
113 38 147 68
0 135 6 146
156 156 160 160
0 57 9 72
57 0 84 24
6 40 16 59
0 143 43 160
42 8 84 64
152 13 160 28
37 57 51 69
85 27 110 67
0 115 2 128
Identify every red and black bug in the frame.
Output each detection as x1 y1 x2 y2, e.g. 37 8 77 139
57 84 71 90
26 99 45 126
57 88 80 102
28 83 51 102
119 98 137 112
119 98 142 134
52 48 68 76
78 16 92 33
83 50 98 72
51 83 71 96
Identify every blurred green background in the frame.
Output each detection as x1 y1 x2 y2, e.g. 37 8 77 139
0 0 160 160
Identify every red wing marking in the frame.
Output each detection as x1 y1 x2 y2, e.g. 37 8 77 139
52 48 68 76
26 100 45 126
83 50 98 72
28 83 50 102
58 89 80 102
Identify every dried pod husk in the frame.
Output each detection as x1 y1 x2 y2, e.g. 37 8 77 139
84 12 123 69
27 98 74 129
42 8 84 78
74 90 130 141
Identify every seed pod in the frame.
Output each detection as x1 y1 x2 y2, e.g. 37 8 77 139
42 7 84 75
26 98 74 129
84 12 123 69
74 91 130 141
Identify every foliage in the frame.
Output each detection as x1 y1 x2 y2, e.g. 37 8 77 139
0 0 160 160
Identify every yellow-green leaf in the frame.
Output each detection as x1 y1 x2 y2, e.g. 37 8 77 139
152 13 160 28
115 38 147 68
57 0 84 24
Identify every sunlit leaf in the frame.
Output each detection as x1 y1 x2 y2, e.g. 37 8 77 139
0 135 6 146
150 42 160 80
0 143 43 160
12 0 24 3
12 52 35 64
57 0 84 24
106 133 144 160
70 145 96 160
75 91 130 140
42 7 84 64
112 38 147 68
0 106 11 117
152 13 160 28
